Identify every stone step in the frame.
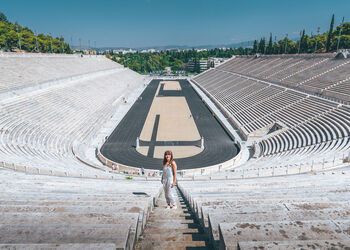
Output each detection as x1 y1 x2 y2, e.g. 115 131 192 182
218 220 350 250
0 212 143 240
0 195 151 202
200 201 350 224
0 192 156 198
0 199 152 206
137 240 208 249
142 227 200 234
0 243 117 250
238 240 350 250
0 204 147 214
146 217 193 223
145 220 195 230
208 209 350 245
0 212 140 225
192 196 338 207
0 224 133 249
188 192 350 202
138 231 206 242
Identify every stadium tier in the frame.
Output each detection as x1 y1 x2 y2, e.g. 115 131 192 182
192 53 350 174
0 53 121 95
0 53 150 176
213 53 350 103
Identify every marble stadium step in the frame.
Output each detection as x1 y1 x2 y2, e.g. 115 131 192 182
208 209 350 247
0 212 140 226
0 204 147 215
0 199 153 207
218 220 350 250
237 240 350 250
196 201 350 227
0 243 118 250
0 224 133 249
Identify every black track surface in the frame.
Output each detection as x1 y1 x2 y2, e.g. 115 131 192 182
100 79 238 170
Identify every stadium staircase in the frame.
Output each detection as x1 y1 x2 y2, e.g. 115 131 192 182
135 187 211 249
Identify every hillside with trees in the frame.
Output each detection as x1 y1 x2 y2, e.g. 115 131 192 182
251 17 350 54
110 15 349 74
0 10 348 75
0 12 71 53
108 48 241 74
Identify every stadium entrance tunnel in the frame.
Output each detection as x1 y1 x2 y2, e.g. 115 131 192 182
100 79 239 170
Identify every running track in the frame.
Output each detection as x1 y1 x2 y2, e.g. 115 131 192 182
100 79 239 170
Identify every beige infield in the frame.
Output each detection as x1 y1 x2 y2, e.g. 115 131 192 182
161 80 182 90
137 81 203 159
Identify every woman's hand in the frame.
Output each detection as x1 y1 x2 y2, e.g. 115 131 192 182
171 181 176 188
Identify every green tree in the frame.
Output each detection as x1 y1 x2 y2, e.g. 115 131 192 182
0 12 71 53
332 21 350 51
299 29 306 53
0 12 7 22
267 33 273 54
258 38 266 54
326 14 335 52
252 40 258 54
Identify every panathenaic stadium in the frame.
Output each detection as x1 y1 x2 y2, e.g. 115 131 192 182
0 50 350 249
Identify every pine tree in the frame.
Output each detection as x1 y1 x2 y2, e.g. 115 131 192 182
326 14 335 52
298 30 304 53
0 12 8 22
258 38 265 54
252 40 258 54
267 33 273 54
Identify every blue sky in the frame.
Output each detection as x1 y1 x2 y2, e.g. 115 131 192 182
1 0 349 48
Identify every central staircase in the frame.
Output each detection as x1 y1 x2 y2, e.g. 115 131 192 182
135 187 211 250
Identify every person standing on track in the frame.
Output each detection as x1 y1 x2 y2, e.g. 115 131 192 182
161 150 177 209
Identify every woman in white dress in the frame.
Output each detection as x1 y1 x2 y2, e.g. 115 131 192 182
161 150 177 209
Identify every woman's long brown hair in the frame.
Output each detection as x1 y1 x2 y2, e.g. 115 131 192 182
163 150 173 165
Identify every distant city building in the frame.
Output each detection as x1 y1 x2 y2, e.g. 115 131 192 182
111 49 137 54
141 49 157 53
164 67 171 75
186 59 209 73
208 57 228 68
199 59 209 72
195 49 208 52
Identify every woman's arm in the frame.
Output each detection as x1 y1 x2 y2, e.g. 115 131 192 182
171 161 177 186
